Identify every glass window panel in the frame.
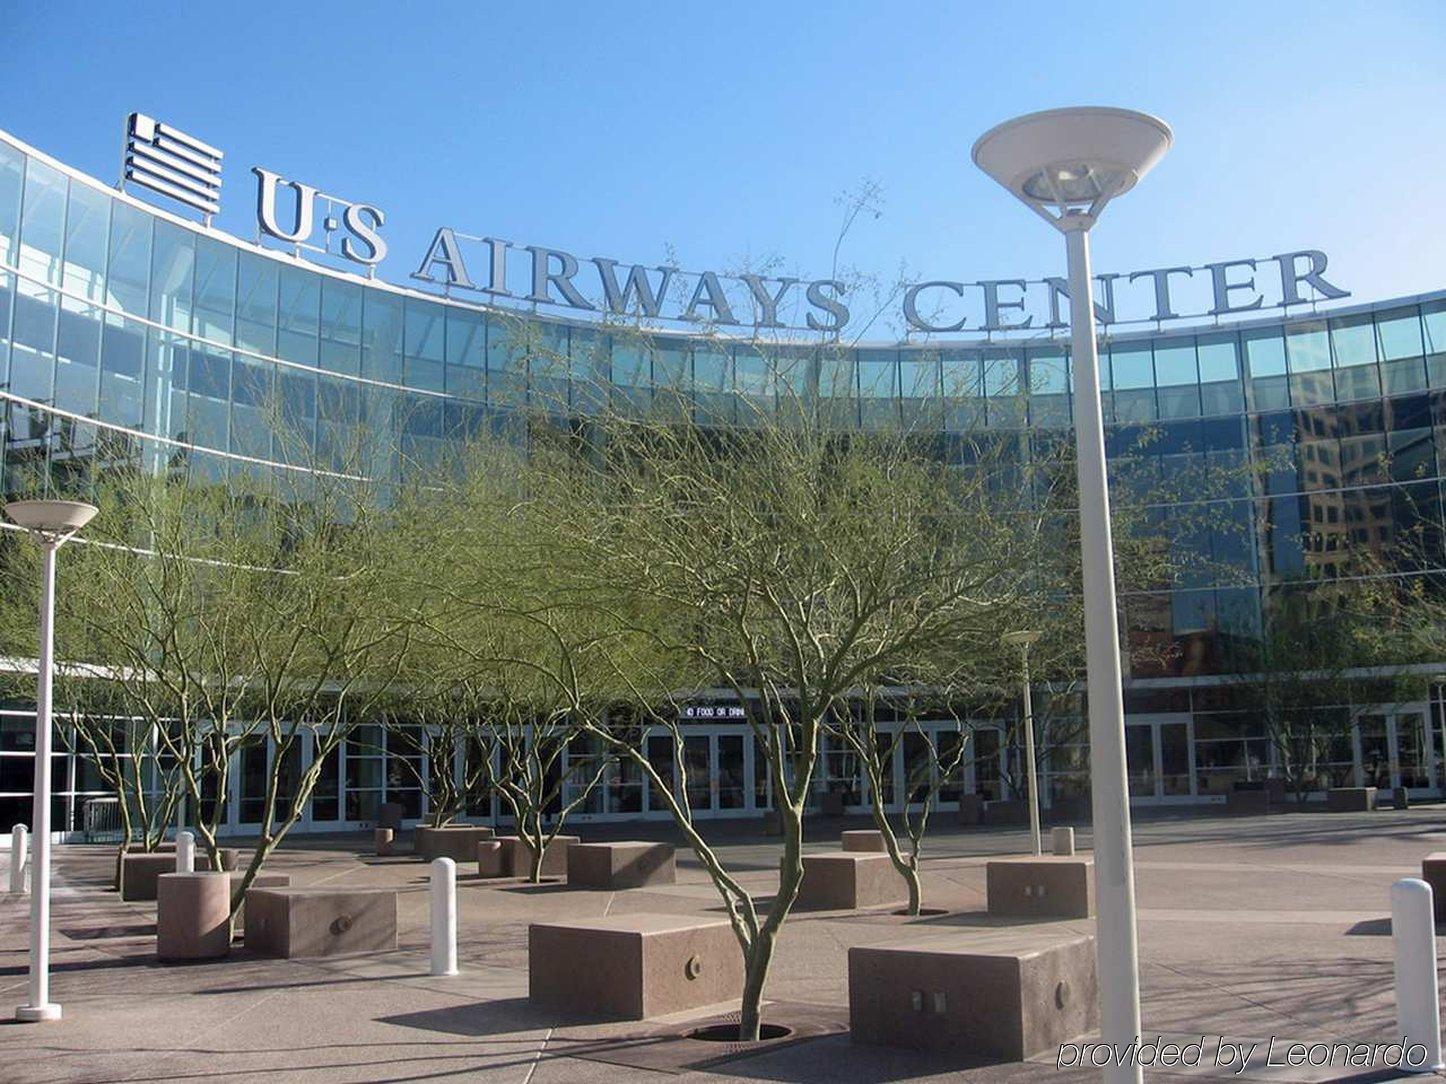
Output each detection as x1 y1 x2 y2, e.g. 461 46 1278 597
983 349 1025 427
61 182 109 303
858 352 897 397
361 290 402 384
1108 344 1154 423
98 314 145 428
10 279 56 397
276 266 319 367
105 200 151 317
1153 341 1200 420
191 237 235 347
0 142 23 266
1379 308 1425 360
235 252 278 357
1026 348 1067 394
1330 314 1381 402
1286 322 1334 407
1197 334 1244 415
148 220 194 333
17 158 66 286
942 351 983 431
1421 301 1446 388
404 299 444 361
54 299 100 417
319 279 361 375
1243 328 1289 411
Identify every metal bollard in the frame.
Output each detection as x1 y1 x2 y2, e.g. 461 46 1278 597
430 856 458 976
9 825 28 893
1392 878 1444 1072
1051 826 1075 856
176 830 195 874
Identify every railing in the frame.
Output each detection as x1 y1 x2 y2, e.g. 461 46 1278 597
82 797 123 843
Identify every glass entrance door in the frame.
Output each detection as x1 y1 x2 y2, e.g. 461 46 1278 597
1124 715 1197 804
1354 708 1437 794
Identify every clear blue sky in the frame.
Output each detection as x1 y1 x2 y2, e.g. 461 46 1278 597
4 1 1444 333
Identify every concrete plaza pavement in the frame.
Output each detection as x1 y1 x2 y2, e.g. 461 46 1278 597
0 807 1442 1083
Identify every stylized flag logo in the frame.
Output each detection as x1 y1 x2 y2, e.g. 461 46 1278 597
122 113 223 221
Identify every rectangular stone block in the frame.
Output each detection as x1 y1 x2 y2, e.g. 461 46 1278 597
374 828 394 856
245 887 397 958
1327 787 1377 812
477 840 507 878
228 872 290 931
120 848 239 902
567 842 675 889
157 872 232 960
529 913 743 1020
849 929 1098 1061
986 856 1094 919
414 824 495 862
796 852 907 912
1422 853 1446 921
841 830 887 853
1050 827 1075 857
498 834 579 878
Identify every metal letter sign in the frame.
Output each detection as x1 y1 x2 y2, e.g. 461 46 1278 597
121 113 222 223
111 109 1352 335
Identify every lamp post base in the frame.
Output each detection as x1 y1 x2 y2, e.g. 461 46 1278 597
16 1002 62 1022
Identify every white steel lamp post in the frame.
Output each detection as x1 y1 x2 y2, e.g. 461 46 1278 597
5 499 98 1023
1003 629 1043 856
974 107 1171 1082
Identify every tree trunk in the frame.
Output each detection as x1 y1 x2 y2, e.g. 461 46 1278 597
738 926 779 1041
903 863 922 916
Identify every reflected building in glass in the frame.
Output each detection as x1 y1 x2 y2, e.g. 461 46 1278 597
3 128 1444 835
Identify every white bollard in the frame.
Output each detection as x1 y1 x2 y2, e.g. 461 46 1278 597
175 831 195 874
9 825 28 894
1392 877 1444 1072
1051 826 1076 856
430 856 458 977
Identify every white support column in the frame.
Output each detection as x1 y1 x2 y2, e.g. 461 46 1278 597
9 825 28 894
1065 222 1143 1082
1393 878 1444 1071
175 830 194 873
18 542 60 1023
430 857 458 976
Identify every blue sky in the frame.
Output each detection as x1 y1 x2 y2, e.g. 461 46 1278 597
3 1 1444 334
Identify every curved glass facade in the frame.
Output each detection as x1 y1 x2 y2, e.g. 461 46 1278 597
5 128 1446 830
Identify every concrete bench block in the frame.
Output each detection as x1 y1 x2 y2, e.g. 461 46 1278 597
841 830 887 853
157 872 232 960
120 848 240 902
567 841 676 889
477 840 507 878
497 834 579 878
796 853 907 911
1050 827 1075 857
986 856 1094 919
373 828 394 856
245 887 397 958
1327 787 1377 812
1421 853 1446 921
849 929 1098 1061
529 913 743 1020
414 824 495 862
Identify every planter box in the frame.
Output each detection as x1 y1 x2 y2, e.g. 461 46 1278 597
1327 787 1377 812
841 830 888 853
414 824 495 862
849 929 1098 1061
529 913 743 1020
497 834 579 878
120 849 239 902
